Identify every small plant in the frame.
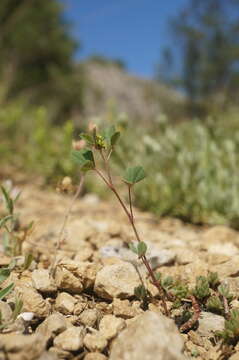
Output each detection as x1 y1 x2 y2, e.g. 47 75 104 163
218 310 239 343
206 295 223 314
72 124 169 314
193 276 210 300
0 185 34 256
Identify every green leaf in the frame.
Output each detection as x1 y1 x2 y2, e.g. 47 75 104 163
137 241 147 257
71 149 95 172
23 254 34 270
0 283 14 300
154 272 162 281
129 243 138 254
0 215 13 229
103 126 120 147
80 133 95 146
123 166 146 185
12 298 23 320
0 268 10 284
1 186 14 214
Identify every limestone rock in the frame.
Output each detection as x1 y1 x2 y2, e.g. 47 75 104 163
78 309 99 327
0 333 46 360
210 256 239 278
14 285 50 318
55 292 77 315
109 311 186 360
94 262 140 299
83 332 108 352
202 226 239 246
84 353 108 360
36 312 67 342
0 301 12 323
112 298 141 319
197 312 225 337
99 315 126 340
54 326 85 352
31 269 57 293
55 259 99 293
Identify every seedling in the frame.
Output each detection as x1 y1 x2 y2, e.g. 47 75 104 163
0 185 34 256
72 124 168 315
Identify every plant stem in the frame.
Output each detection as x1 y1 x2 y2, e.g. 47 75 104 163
50 175 84 275
95 167 169 315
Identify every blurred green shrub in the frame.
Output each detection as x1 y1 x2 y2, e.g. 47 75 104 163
0 98 75 183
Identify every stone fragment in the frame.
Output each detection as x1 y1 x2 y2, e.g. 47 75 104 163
14 285 50 318
94 262 140 299
78 309 98 327
83 332 108 352
0 333 46 360
54 326 85 352
55 292 76 315
202 226 239 246
31 269 57 293
109 311 186 360
99 315 125 340
210 256 239 278
0 301 12 323
197 312 225 337
84 353 108 360
112 298 141 319
55 259 99 293
36 312 67 343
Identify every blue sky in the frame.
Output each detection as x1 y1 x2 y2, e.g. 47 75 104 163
63 0 187 78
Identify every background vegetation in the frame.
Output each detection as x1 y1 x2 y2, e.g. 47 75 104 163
1 0 239 228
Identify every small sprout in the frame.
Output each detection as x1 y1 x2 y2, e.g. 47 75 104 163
162 276 174 291
0 268 11 284
1 186 14 215
207 272 220 289
191 349 200 357
71 149 95 172
193 276 210 300
218 309 239 343
23 253 34 270
206 295 223 314
0 283 14 301
12 298 24 321
129 241 147 258
134 284 148 301
171 282 189 300
218 283 233 302
123 166 146 185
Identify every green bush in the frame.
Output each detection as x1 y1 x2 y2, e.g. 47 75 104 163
0 98 75 183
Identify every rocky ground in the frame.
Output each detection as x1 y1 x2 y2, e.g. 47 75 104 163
1 182 239 360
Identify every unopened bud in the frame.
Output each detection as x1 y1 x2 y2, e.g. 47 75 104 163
72 139 86 150
88 122 97 132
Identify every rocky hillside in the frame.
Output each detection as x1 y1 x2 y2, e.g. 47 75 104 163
81 60 184 123
1 180 239 359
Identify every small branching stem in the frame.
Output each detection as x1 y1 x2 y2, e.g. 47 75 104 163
50 175 85 275
180 295 201 332
94 166 169 316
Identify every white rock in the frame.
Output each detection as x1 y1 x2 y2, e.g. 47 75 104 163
15 285 50 318
197 312 225 337
94 262 140 299
17 312 34 321
109 311 186 360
